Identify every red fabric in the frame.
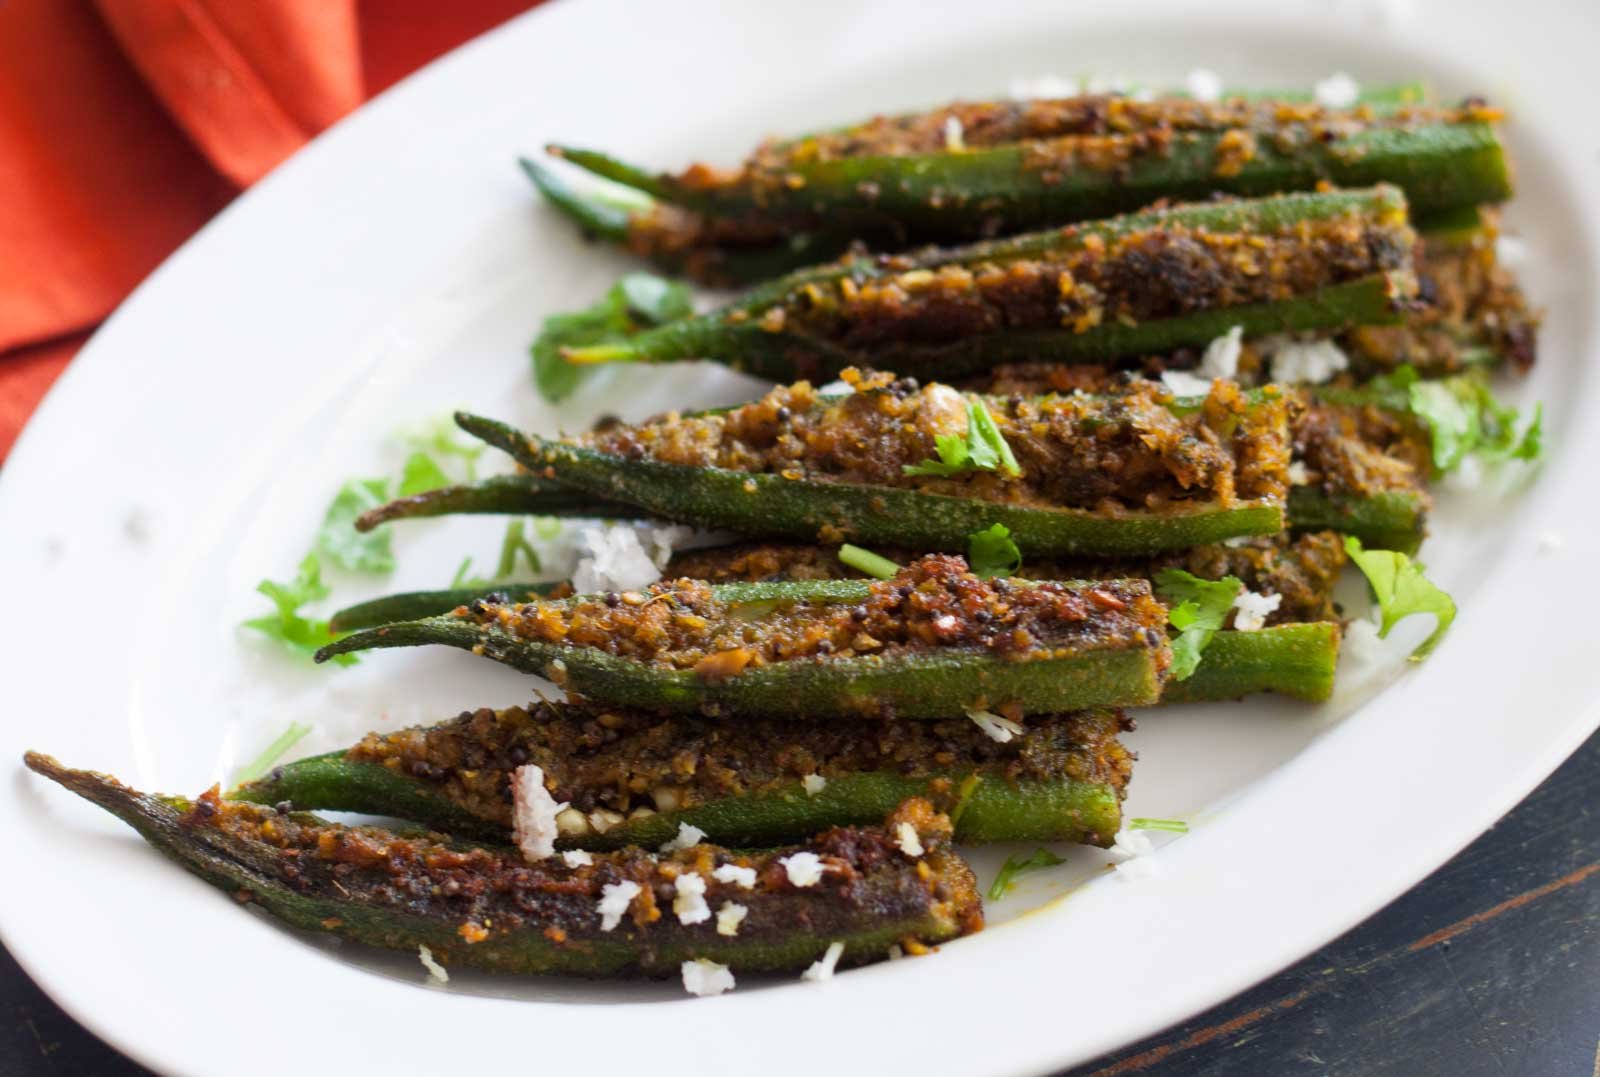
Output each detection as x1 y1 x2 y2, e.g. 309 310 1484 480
0 0 541 461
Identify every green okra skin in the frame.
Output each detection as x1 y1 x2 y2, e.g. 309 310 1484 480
560 187 1416 379
555 121 1505 237
231 703 1133 850
456 414 1284 557
1287 487 1426 555
234 756 1124 849
1163 622 1342 704
353 473 625 532
316 574 1171 718
24 753 979 977
316 615 1167 718
569 277 1405 384
330 582 562 633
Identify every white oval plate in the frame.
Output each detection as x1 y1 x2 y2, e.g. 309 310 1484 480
3 0 1597 1072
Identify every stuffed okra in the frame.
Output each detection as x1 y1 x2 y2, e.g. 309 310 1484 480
456 372 1293 556
234 702 1134 848
25 753 979 978
555 187 1419 382
541 97 1504 281
318 555 1172 717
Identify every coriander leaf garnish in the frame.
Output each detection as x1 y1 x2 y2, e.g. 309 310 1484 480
242 554 357 666
968 523 1022 579
1343 536 1456 660
234 722 313 784
839 544 901 580
316 478 395 573
1130 818 1190 833
1358 365 1543 475
532 273 694 403
497 519 542 577
398 451 452 498
1154 568 1243 681
987 848 1067 901
903 400 1022 478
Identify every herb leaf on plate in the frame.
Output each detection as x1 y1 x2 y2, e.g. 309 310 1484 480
242 553 357 666
1344 536 1457 659
532 273 694 403
316 478 395 573
1155 568 1243 680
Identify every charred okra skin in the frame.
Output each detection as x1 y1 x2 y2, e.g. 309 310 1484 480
318 556 1172 718
234 704 1134 848
25 754 979 977
455 374 1293 557
558 187 1418 382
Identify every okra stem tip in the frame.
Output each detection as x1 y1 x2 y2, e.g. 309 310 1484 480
561 342 637 364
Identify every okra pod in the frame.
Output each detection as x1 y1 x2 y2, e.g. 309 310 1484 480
317 556 1172 718
330 582 563 633
353 473 623 532
234 703 1133 848
552 98 1505 247
456 373 1293 557
25 753 979 977
1162 622 1341 703
558 187 1417 382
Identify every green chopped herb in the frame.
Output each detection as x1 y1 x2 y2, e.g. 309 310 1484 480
397 451 452 498
234 722 314 784
987 848 1067 901
403 417 487 481
450 556 494 589
497 519 542 577
968 523 1022 579
839 544 901 580
948 775 982 828
531 273 694 403
903 400 1022 478
241 554 357 667
315 478 395 573
1154 568 1243 681
533 516 565 540
1343 536 1457 660
1130 818 1190 833
1360 366 1543 475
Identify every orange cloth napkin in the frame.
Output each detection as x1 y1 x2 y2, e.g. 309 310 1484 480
0 0 539 460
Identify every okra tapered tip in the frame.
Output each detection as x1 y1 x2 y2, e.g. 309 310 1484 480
519 155 639 241
452 411 530 458
22 749 64 781
541 144 670 201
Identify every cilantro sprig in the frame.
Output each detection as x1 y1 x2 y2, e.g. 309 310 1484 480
968 523 1022 579
1154 568 1243 681
242 554 357 666
903 400 1022 479
315 478 395 573
1343 536 1457 660
987 848 1067 901
532 273 694 403
1359 366 1542 476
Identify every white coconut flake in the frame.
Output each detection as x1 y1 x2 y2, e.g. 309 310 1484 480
418 945 449 984
1199 325 1243 380
561 850 593 867
802 773 827 795
1537 531 1564 554
597 880 641 931
1109 827 1163 880
801 941 846 983
1083 74 1132 95
1313 71 1361 108
511 764 567 862
716 901 748 937
659 822 707 853
1287 460 1311 485
887 945 905 961
895 821 925 858
571 525 662 594
1185 68 1223 103
1008 74 1081 100
646 524 697 570
588 808 623 834
713 863 758 888
943 115 965 152
1160 369 1215 397
1231 589 1283 632
1495 235 1528 269
681 958 736 997
674 873 712 925
1114 856 1165 881
1267 336 1349 385
967 709 1024 744
780 851 826 887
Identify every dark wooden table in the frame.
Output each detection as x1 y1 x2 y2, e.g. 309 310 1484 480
5 730 1597 1077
